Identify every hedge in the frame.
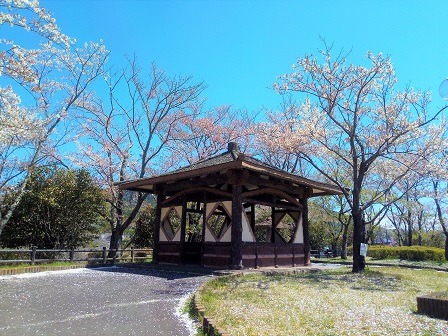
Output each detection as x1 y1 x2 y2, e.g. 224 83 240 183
367 246 445 262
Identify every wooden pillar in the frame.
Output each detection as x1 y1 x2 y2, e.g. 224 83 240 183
231 183 243 269
270 196 277 242
270 207 276 243
201 192 207 266
301 189 311 266
152 194 165 264
180 195 187 264
250 204 256 234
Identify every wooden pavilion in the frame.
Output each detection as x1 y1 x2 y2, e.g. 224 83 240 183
117 142 342 269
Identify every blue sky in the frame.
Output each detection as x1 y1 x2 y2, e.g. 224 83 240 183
43 0 448 113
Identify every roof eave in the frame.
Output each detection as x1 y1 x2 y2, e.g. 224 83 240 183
240 160 343 196
116 154 343 197
115 159 243 192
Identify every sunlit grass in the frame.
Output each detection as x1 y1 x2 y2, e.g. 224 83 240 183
0 257 152 270
0 261 84 269
200 267 448 335
312 256 448 267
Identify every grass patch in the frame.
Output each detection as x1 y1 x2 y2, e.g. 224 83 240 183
201 267 448 335
312 257 448 270
426 291 448 300
0 261 85 269
0 257 152 270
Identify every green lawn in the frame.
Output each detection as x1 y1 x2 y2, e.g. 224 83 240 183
311 256 448 270
198 267 448 335
0 261 83 269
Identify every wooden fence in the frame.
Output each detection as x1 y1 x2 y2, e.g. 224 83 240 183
0 247 153 265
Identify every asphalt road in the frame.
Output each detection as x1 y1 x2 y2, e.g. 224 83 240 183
0 266 212 336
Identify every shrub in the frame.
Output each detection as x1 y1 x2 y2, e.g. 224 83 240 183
87 251 103 259
133 205 155 248
367 245 445 262
0 251 30 261
135 252 148 258
347 246 353 256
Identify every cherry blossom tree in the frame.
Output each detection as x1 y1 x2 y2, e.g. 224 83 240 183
73 57 206 255
0 0 108 239
166 103 255 166
424 139 448 260
267 43 447 272
254 95 314 177
430 179 448 260
385 172 430 246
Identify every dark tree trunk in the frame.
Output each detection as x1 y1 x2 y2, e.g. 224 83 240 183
341 221 349 259
445 236 448 261
106 191 147 261
351 180 365 273
407 210 413 246
417 210 423 246
433 183 447 261
108 227 123 259
352 210 365 273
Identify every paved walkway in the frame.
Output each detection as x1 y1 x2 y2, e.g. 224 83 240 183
0 265 212 336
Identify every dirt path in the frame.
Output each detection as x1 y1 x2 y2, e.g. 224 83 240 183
0 266 211 336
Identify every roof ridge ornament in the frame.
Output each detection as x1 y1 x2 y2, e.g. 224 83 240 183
228 142 240 160
227 142 239 152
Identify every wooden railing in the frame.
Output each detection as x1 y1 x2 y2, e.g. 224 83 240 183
0 247 153 265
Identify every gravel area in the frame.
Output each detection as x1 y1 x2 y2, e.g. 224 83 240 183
0 266 211 336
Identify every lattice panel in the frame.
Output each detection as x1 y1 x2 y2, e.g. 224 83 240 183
206 202 232 242
160 207 181 241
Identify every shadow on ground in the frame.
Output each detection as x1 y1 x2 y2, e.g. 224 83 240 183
88 262 218 280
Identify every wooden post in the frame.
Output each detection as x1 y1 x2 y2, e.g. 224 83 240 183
112 250 117 264
250 204 256 234
131 247 135 262
301 189 311 266
31 246 37 265
231 182 243 269
180 195 187 264
270 206 276 243
102 246 107 264
274 244 278 267
292 244 296 267
69 248 75 262
201 192 207 266
255 243 259 268
152 194 165 264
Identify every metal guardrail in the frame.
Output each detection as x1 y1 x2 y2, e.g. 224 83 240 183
0 247 153 265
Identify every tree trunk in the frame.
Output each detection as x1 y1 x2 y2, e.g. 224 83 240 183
105 191 147 261
433 186 447 261
445 236 448 261
407 210 413 246
352 211 365 273
417 210 423 246
341 221 349 259
108 227 123 259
